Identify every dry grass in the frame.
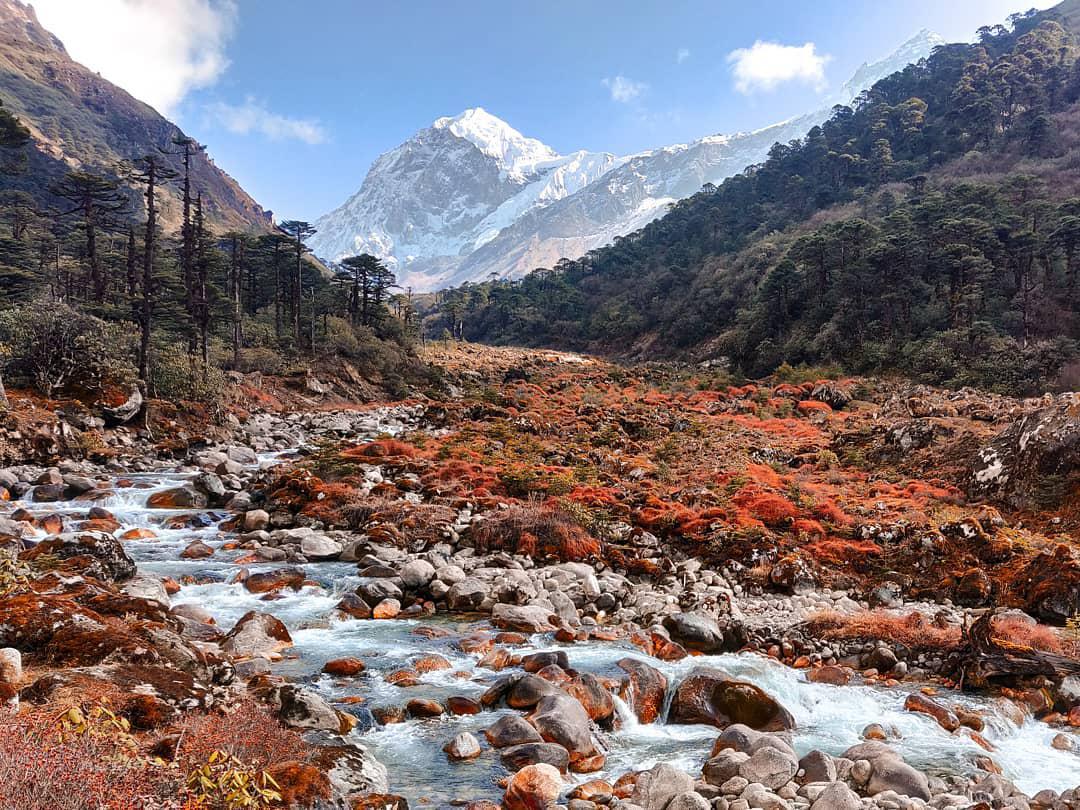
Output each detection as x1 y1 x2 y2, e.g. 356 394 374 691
471 503 601 562
806 609 962 651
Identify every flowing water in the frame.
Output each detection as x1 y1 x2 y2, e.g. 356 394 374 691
8 448 1080 805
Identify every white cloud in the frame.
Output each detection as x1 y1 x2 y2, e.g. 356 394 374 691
31 0 237 116
676 48 690 64
727 40 831 94
204 97 327 144
602 75 648 103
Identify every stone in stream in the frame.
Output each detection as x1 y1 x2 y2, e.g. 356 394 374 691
400 558 435 589
179 540 214 559
274 684 350 733
662 612 736 653
485 714 544 748
617 657 668 724
502 763 562 810
529 693 603 771
372 598 401 619
446 578 487 611
243 567 306 593
737 745 798 790
506 673 560 708
491 603 555 633
221 610 292 659
443 731 483 761
147 485 207 509
405 698 444 718
669 668 795 731
323 657 366 677
904 692 960 731
563 672 615 724
500 741 570 772
447 696 482 715
334 594 373 619
243 509 270 532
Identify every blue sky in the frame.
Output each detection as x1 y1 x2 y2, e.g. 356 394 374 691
33 0 1057 221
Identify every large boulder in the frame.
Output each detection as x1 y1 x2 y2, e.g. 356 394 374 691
967 394 1080 509
663 613 731 653
21 531 135 582
275 685 348 733
486 714 544 748
618 657 668 724
738 745 798 790
446 578 487 611
311 743 389 802
669 668 795 731
503 763 562 810
221 611 292 659
529 693 601 769
147 486 206 509
631 762 694 810
810 782 861 810
841 742 930 801
500 742 570 772
491 603 554 633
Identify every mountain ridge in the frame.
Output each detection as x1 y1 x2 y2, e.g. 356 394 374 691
311 29 944 291
0 0 272 233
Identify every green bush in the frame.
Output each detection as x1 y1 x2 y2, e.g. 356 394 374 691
150 344 226 403
0 300 135 397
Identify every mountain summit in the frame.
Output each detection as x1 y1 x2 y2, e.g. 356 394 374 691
311 30 943 291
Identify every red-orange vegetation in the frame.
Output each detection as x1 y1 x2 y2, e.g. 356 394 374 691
791 518 827 540
0 705 171 809
266 761 332 808
176 700 310 771
805 536 882 566
797 400 832 415
732 487 799 527
992 615 1079 657
299 481 359 522
471 504 601 562
812 498 853 526
806 609 961 651
342 438 420 460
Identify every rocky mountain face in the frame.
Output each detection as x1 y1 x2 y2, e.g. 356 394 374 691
312 31 943 291
0 0 271 232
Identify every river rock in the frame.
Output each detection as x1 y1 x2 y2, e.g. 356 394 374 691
221 610 292 659
501 742 570 772
400 559 436 589
904 693 959 731
798 750 837 783
491 603 554 633
503 763 562 810
0 648 21 686
147 486 206 509
618 657 668 724
632 762 695 810
446 578 487 610
841 742 930 801
485 714 543 750
444 731 483 761
299 532 343 560
663 612 729 652
530 693 601 769
244 567 306 593
243 509 270 532
703 750 750 786
22 531 136 582
809 782 860 810
276 685 346 732
670 668 795 731
507 674 561 709
324 657 366 677
738 745 797 790
563 672 615 724
311 743 390 802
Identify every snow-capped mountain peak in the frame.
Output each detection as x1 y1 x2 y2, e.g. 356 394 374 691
432 107 557 179
311 30 944 292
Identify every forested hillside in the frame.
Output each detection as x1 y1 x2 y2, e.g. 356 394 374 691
438 3 1080 394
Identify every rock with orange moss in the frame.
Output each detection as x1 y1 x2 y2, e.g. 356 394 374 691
324 657 366 677
904 693 959 731
21 531 135 582
502 763 562 810
311 742 390 802
562 673 615 724
243 567 306 594
529 693 602 769
618 658 668 724
669 668 795 731
147 485 207 509
349 795 408 810
806 665 854 686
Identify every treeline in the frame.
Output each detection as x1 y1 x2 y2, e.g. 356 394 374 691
435 9 1080 393
0 117 426 405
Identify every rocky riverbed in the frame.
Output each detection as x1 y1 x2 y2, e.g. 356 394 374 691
1 346 1079 809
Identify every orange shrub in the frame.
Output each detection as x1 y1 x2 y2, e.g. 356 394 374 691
176 700 310 771
806 609 961 651
342 438 419 459
471 504 601 562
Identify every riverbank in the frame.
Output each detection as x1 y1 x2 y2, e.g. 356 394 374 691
0 343 1077 809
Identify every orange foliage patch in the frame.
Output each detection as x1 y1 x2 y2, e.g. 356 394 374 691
733 488 799 527
806 609 961 651
471 504 601 562
342 438 419 459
